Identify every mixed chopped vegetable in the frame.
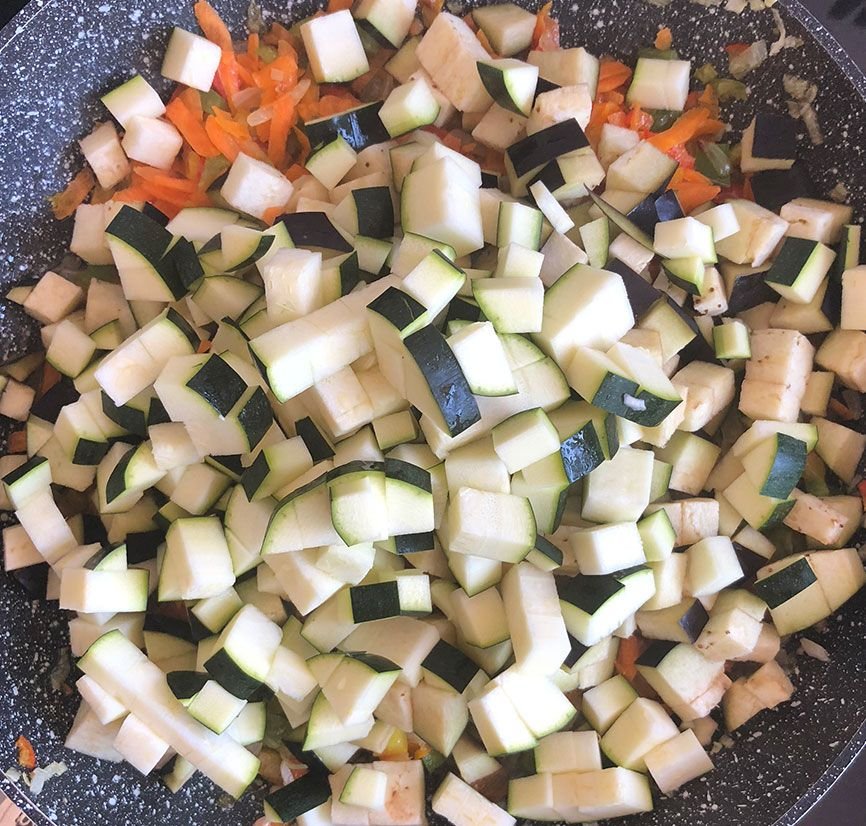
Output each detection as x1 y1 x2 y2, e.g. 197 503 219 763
1 1 865 824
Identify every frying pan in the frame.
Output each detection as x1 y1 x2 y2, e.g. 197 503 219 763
0 1 865 824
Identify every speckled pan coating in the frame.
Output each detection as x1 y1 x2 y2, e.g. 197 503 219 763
0 1 864 824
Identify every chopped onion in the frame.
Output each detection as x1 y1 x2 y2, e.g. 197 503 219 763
784 74 823 145
233 86 262 111
725 0 748 12
729 40 768 80
27 761 66 796
4 767 21 782
248 105 275 128
769 9 803 57
830 182 850 203
784 73 817 103
800 103 824 145
623 394 647 412
290 78 312 104
800 638 830 662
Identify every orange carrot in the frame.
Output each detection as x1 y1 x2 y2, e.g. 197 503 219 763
673 183 721 213
15 736 36 771
140 184 210 208
476 29 497 57
420 0 445 28
182 146 205 182
151 199 182 219
40 364 61 396
294 127 312 164
614 636 645 682
48 168 96 220
113 185 151 203
725 43 750 57
316 94 361 117
217 50 242 107
285 163 307 182
443 132 462 152
327 0 354 10
268 95 296 168
133 166 198 192
194 0 233 50
628 105 653 132
647 108 711 152
212 107 251 139
596 60 632 96
205 115 242 161
654 26 673 51
608 111 628 128
247 32 260 61
90 185 115 205
179 86 204 117
165 97 220 157
669 166 714 187
531 2 560 51
261 206 284 226
7 431 26 454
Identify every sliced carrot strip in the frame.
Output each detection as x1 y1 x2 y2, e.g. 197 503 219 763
48 168 96 220
15 736 36 771
165 98 220 158
531 1 560 51
151 199 182 219
316 94 361 117
194 0 232 50
179 87 204 118
212 107 251 139
285 163 308 182
261 206 283 226
614 635 646 682
133 166 198 192
294 127 312 165
673 183 721 213
328 0 354 10
40 364 61 396
113 185 150 203
217 50 242 107
268 95 297 168
596 60 632 96
205 115 242 162
7 431 26 454
655 26 673 51
648 108 710 152
247 32 260 61
476 29 497 57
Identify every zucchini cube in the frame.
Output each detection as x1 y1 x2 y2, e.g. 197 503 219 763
161 27 222 91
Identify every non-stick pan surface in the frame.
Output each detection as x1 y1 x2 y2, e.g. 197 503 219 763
0 1 865 824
